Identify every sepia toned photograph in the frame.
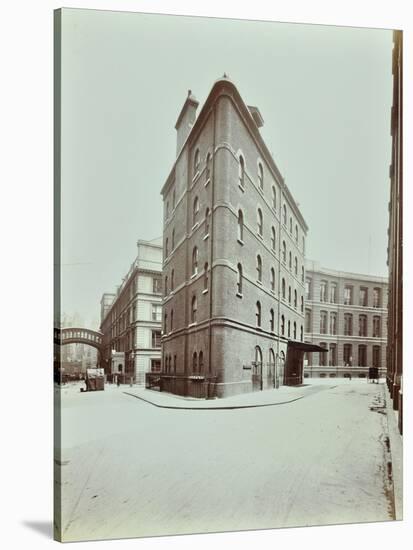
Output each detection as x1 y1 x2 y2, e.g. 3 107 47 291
53 8 403 543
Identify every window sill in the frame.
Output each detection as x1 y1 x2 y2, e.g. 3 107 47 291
192 170 200 182
257 233 263 240
236 292 243 298
204 178 210 187
238 183 245 193
203 233 209 241
190 273 197 279
237 238 244 245
256 280 262 286
258 187 264 195
191 222 199 231
202 289 208 295
188 322 197 328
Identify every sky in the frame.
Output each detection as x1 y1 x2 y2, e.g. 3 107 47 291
60 8 393 327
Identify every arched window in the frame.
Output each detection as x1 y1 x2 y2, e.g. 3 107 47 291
258 163 264 190
170 310 174 331
269 349 275 376
283 204 287 225
199 351 204 373
171 269 175 291
237 210 244 241
270 268 275 292
172 188 176 209
288 320 291 337
204 262 209 291
173 355 177 373
239 155 245 188
255 346 263 369
293 321 297 339
165 237 169 258
191 295 197 323
192 351 198 373
281 315 285 336
271 226 276 251
237 263 243 295
256 254 262 282
282 241 286 263
272 186 276 210
282 278 286 299
301 265 305 283
205 207 210 237
288 286 292 304
289 217 293 234
166 201 170 219
256 301 262 327
193 196 199 226
164 275 168 296
192 246 198 275
300 325 303 341
257 208 263 236
270 308 275 332
194 148 200 174
294 256 298 275
171 229 175 250
294 289 297 308
301 295 304 312
206 152 211 181
295 224 298 243
302 236 305 253
289 251 292 270
164 311 168 333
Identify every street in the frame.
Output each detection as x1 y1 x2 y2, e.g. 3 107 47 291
55 381 397 542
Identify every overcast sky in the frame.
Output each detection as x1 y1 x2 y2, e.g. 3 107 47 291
60 8 393 327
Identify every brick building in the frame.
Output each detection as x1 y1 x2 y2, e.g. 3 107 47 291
159 77 318 398
386 30 403 432
304 260 388 377
100 239 163 385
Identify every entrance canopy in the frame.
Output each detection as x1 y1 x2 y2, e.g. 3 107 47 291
287 340 328 353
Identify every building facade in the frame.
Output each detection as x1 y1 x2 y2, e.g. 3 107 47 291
386 30 403 433
304 260 388 377
160 78 310 398
100 239 163 385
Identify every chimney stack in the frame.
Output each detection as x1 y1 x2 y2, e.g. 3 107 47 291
175 90 199 155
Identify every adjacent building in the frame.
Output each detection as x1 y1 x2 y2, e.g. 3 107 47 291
159 77 320 398
304 260 388 377
100 239 163 385
386 30 403 433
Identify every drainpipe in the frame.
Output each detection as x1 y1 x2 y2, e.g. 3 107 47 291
208 103 216 389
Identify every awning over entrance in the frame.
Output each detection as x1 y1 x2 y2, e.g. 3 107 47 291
287 340 328 353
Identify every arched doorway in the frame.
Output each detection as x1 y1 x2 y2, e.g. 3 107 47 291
267 348 276 389
252 346 263 391
278 351 285 386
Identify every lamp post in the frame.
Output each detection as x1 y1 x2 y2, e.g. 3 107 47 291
130 350 135 386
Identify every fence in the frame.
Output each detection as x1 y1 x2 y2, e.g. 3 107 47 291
304 366 387 379
145 373 218 399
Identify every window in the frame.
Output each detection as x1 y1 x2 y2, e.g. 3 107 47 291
287 320 291 337
257 208 263 236
319 343 327 366
204 262 209 291
294 257 298 276
271 226 276 251
320 311 327 334
256 255 262 282
256 301 262 327
237 263 243 295
193 196 199 226
289 217 293 234
173 355 177 374
165 237 169 258
153 278 162 294
205 208 210 237
282 241 286 263
237 210 244 241
194 148 200 174
258 163 264 191
166 201 169 219
329 283 337 303
320 281 327 302
289 251 292 270
171 228 175 250
281 315 285 336
294 289 297 308
239 155 245 188
191 295 197 323
373 287 381 308
270 309 275 332
295 224 298 243
171 269 175 291
272 186 277 210
151 359 161 372
151 330 161 348
358 345 367 367
301 265 305 283
305 278 312 300
206 152 211 182
288 286 291 304
164 311 168 332
199 351 204 373
329 312 337 335
373 346 381 368
373 316 381 337
359 314 367 337
283 204 287 225
192 246 198 275
170 309 174 331
300 325 303 341
329 343 337 367
164 275 168 296
359 287 368 306
301 296 304 313
344 285 353 305
293 321 297 339
344 313 353 336
192 351 198 373
172 188 176 209
282 278 286 299
270 268 276 292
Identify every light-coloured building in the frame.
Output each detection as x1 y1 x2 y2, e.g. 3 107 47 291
304 260 388 378
159 77 317 398
100 239 163 385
